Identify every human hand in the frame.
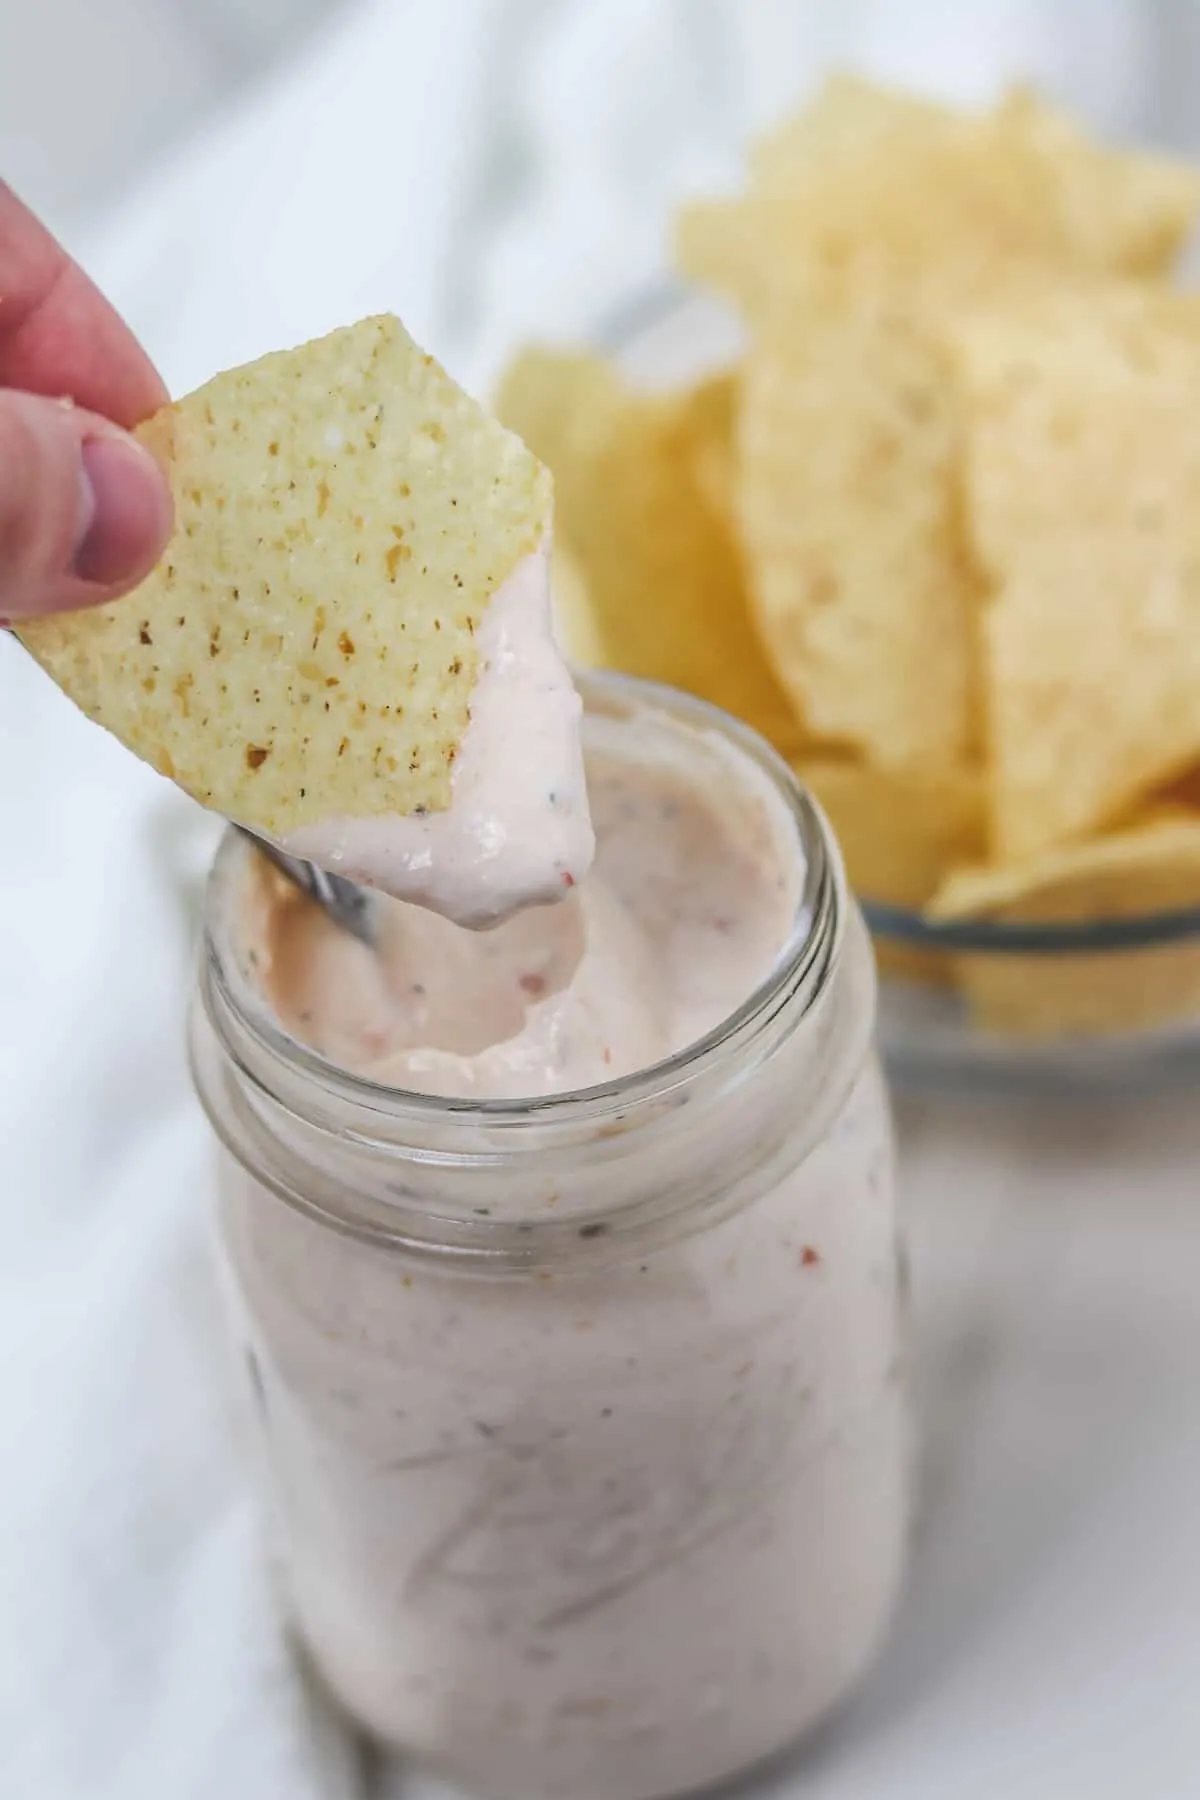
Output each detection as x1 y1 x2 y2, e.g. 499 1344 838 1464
0 182 173 622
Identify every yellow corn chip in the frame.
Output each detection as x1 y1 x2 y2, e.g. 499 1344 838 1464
806 759 985 911
493 347 618 487
738 297 980 770
20 316 551 837
951 285 1200 862
677 81 1198 317
676 138 1054 319
680 370 738 535
929 811 1200 1037
1158 761 1200 810
748 74 954 191
801 757 984 982
497 348 804 754
995 86 1199 279
930 810 1200 921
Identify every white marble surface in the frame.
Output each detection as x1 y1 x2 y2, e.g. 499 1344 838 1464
812 1088 1200 1798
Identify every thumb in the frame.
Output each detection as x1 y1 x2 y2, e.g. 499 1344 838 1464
0 388 173 621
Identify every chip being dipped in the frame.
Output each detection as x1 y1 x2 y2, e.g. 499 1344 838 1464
19 315 593 928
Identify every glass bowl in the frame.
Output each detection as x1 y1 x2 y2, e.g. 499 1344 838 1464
595 282 1200 1091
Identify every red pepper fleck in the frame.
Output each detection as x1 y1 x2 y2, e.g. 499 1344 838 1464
800 1245 820 1268
519 973 546 998
562 871 576 888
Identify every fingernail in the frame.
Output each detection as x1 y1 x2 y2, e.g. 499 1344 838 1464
74 434 171 586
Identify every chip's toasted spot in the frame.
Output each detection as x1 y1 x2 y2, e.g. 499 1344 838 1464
19 314 551 839
246 745 270 769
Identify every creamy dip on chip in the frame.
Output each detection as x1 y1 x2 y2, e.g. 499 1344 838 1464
279 538 594 928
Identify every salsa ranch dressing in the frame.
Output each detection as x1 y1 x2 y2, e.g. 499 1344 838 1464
248 726 801 1099
278 540 595 930
193 680 909 1800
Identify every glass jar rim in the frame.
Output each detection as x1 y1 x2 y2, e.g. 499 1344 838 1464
196 671 841 1155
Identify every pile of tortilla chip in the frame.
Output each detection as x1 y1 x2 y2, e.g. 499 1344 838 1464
497 76 1200 1040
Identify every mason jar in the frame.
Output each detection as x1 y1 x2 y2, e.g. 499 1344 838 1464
189 674 909 1800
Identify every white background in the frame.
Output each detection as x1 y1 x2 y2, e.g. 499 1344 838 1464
3 4 1200 1797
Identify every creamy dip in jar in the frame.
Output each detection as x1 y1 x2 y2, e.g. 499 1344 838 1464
191 674 908 1800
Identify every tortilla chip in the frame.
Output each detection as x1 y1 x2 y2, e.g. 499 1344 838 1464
493 347 618 485
748 74 954 191
951 285 1200 861
497 348 804 754
801 757 984 982
1157 761 1200 810
995 86 1199 279
677 82 1198 317
675 136 1053 319
681 370 739 537
930 811 1200 1037
20 315 551 837
738 297 980 770
807 760 985 909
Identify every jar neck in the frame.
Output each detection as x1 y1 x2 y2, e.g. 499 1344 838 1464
190 674 870 1269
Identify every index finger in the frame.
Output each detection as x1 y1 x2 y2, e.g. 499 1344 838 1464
0 181 168 427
